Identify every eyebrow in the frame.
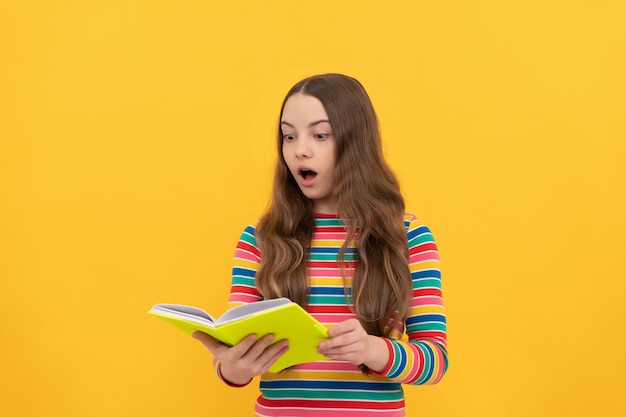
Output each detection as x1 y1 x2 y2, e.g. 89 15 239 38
280 119 331 128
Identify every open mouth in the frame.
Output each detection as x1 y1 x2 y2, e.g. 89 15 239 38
299 168 317 180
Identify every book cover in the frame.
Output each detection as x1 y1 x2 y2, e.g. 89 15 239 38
149 298 330 373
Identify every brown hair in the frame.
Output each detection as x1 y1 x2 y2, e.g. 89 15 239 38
256 73 412 339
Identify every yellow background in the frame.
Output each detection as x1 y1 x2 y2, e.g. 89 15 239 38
1 1 625 416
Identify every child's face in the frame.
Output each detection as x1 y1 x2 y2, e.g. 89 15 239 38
281 93 337 214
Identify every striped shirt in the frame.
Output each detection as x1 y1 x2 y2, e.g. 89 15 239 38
219 213 448 416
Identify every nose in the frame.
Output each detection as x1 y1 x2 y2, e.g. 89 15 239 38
295 138 311 158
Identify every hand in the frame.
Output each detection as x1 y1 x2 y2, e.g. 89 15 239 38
192 332 289 385
316 319 389 373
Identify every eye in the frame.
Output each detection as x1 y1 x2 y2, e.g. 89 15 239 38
282 134 296 141
313 133 330 140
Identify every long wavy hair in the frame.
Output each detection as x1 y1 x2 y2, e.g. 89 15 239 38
256 73 412 339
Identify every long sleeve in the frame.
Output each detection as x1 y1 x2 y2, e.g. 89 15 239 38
212 224 263 386
228 224 263 306
372 215 448 384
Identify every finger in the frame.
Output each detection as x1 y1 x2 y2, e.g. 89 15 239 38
319 342 366 365
230 339 288 376
192 332 229 355
247 335 287 360
319 338 361 354
243 334 277 359
228 334 269 360
327 318 360 337
257 342 290 373
318 330 359 351
321 343 361 356
193 332 259 359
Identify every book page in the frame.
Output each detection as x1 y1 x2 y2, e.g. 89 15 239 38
216 298 291 325
154 304 217 325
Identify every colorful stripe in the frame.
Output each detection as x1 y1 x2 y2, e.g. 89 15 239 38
219 213 448 416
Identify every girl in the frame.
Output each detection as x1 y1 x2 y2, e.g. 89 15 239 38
193 73 448 416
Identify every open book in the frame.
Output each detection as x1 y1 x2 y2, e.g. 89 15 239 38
149 298 329 373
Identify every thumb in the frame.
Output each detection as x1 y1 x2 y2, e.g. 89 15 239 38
192 332 227 355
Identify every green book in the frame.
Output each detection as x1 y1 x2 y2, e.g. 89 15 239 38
149 298 329 373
